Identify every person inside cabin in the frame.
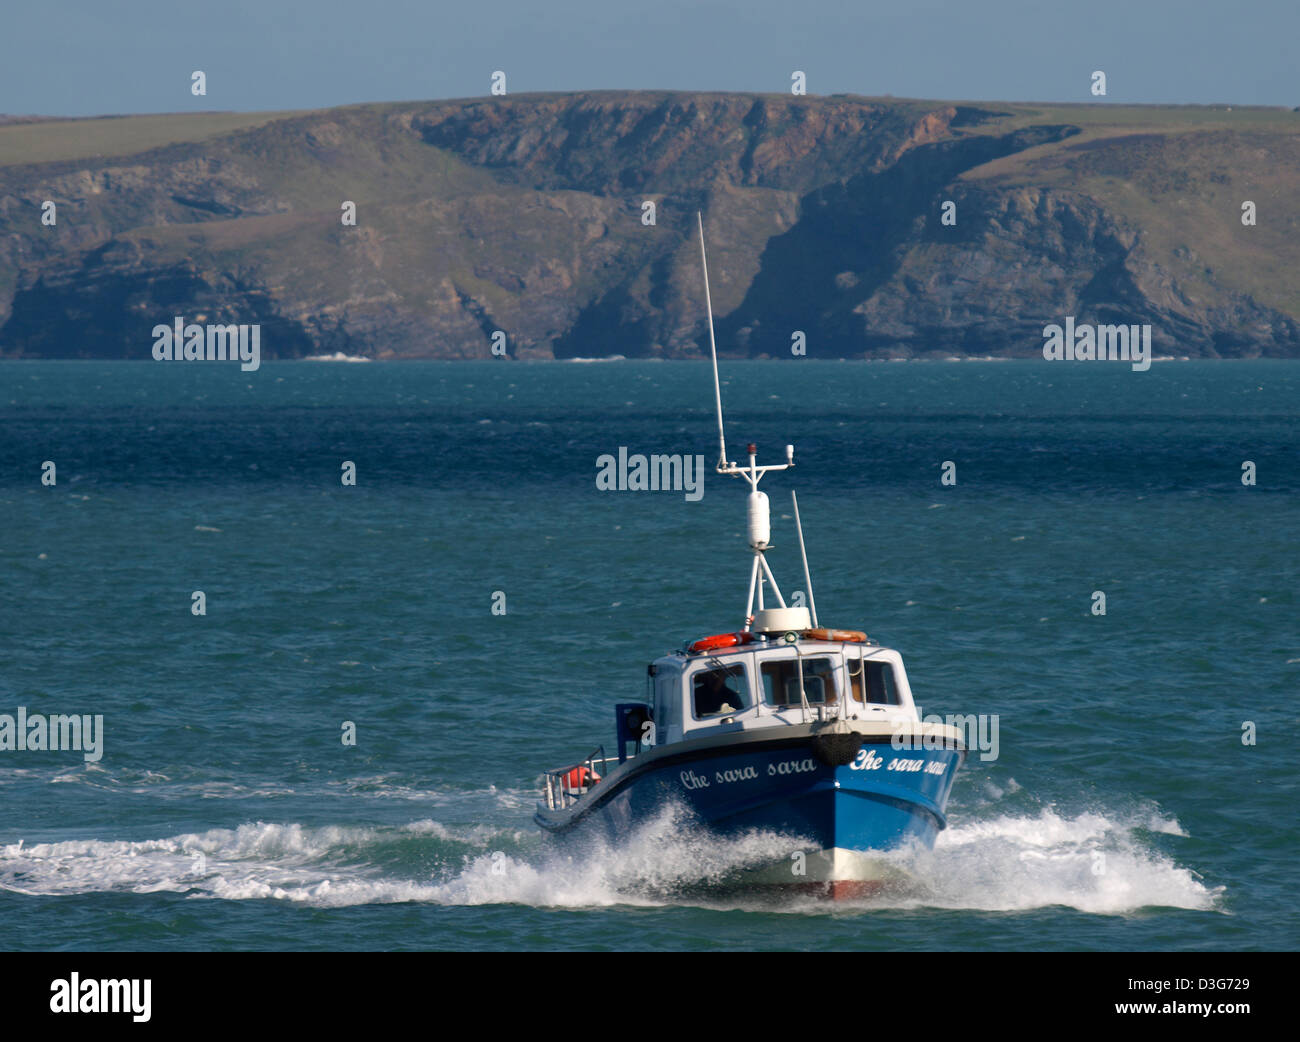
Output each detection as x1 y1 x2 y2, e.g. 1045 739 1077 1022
694 667 745 717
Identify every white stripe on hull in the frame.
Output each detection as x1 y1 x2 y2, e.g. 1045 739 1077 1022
738 847 913 898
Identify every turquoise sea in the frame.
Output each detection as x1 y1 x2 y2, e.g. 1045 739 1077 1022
0 359 1296 951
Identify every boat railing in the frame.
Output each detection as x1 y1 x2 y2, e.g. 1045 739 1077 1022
542 745 614 810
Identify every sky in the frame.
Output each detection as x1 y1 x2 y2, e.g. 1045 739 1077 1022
2 0 1297 116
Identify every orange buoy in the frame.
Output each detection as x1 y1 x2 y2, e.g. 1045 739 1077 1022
563 765 600 789
802 628 868 643
688 631 755 655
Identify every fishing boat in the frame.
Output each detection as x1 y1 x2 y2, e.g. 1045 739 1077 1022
533 214 967 899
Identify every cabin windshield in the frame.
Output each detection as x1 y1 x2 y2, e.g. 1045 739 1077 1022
848 657 902 705
761 656 839 707
692 664 750 718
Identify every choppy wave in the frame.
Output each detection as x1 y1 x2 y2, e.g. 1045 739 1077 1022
892 806 1218 914
0 801 1221 915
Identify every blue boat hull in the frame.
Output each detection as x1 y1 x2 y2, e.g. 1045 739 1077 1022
536 731 965 896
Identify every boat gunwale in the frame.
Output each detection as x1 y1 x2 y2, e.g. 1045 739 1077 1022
535 720 967 830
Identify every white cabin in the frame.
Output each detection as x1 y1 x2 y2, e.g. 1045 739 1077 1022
647 636 919 747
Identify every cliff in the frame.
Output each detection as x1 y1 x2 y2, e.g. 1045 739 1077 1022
1 92 1297 359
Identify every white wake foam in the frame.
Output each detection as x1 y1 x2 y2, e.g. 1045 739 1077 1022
0 803 1222 914
893 806 1219 914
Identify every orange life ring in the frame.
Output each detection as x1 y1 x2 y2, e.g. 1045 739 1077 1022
802 628 868 643
563 765 600 789
688 631 755 655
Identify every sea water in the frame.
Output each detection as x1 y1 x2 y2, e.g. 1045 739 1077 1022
0 359 1295 950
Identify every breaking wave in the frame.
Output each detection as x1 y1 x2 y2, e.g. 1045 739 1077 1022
888 806 1219 914
0 782 1221 914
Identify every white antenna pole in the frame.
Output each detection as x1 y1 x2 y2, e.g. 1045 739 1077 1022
792 490 819 628
697 215 801 630
698 211 728 470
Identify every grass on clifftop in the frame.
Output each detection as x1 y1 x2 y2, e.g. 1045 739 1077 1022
0 110 307 167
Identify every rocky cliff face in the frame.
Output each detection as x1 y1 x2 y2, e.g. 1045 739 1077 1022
1 91 1297 360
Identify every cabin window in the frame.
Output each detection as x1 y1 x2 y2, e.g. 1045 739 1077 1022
692 665 750 718
655 674 678 733
848 659 901 705
761 657 839 706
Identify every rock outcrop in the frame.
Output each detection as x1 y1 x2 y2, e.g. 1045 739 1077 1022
2 91 1297 359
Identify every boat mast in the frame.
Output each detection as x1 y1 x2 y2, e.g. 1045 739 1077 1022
697 212 801 631
697 212 728 472
792 489 819 629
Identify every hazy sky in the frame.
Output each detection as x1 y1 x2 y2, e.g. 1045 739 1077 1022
3 0 1297 116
